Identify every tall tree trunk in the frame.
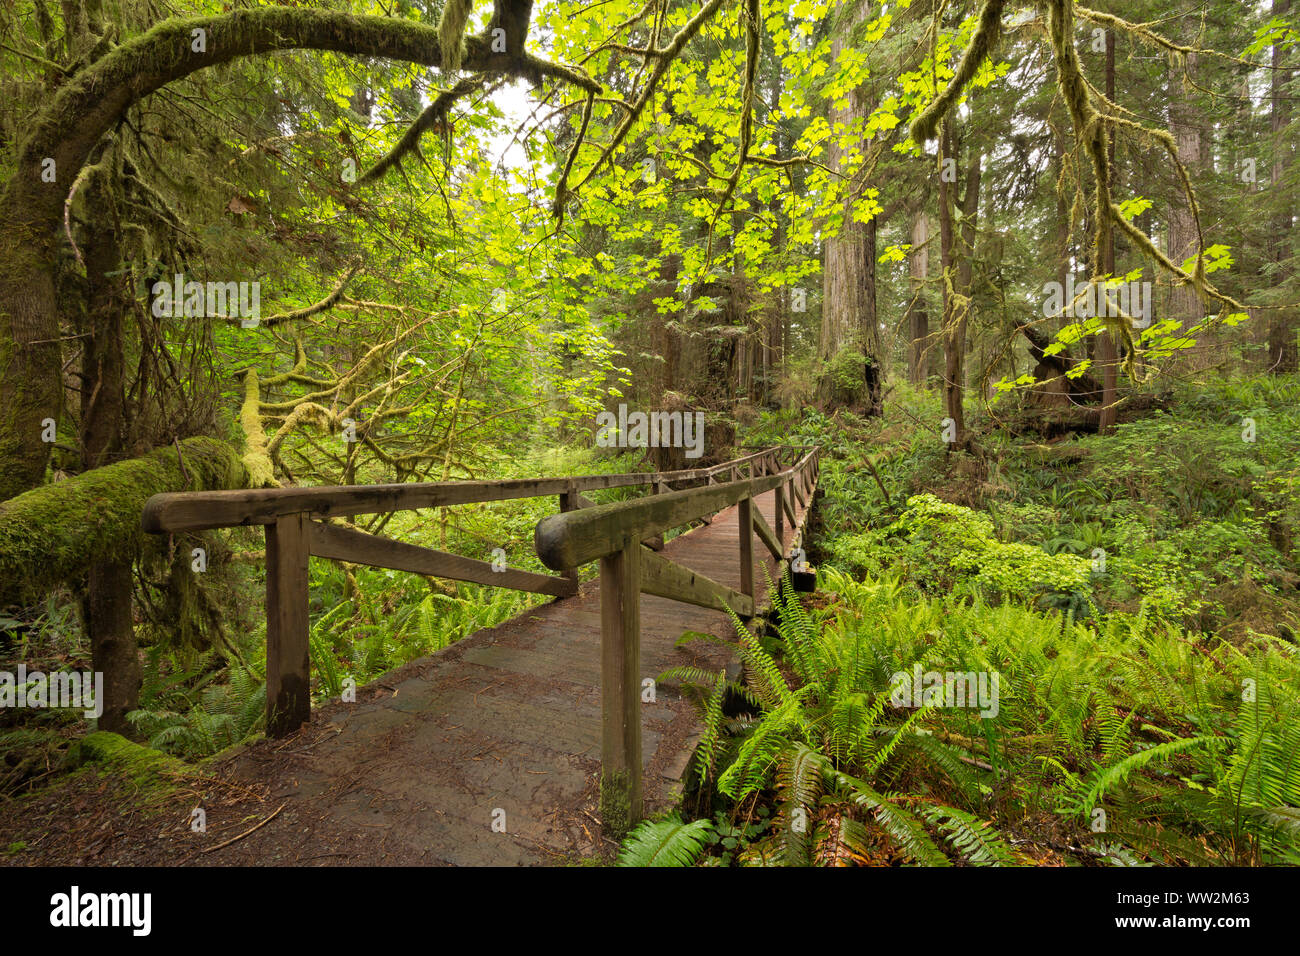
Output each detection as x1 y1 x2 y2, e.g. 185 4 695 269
76 165 141 733
906 211 932 384
938 130 958 439
938 123 981 446
818 0 882 414
1267 0 1296 373
1097 27 1120 433
1167 48 1208 333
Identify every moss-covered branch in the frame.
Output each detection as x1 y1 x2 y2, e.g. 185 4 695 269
239 370 276 489
358 77 485 186
0 437 249 604
909 0 1006 145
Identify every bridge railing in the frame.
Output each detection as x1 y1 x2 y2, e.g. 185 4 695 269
533 445 821 831
141 444 812 738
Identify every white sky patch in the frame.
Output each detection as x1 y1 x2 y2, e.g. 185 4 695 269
487 79 541 173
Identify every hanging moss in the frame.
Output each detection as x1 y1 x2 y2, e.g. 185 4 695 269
0 437 248 606
439 0 473 72
155 532 229 653
909 0 1006 144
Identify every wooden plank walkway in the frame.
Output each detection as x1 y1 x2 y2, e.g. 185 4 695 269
211 486 813 865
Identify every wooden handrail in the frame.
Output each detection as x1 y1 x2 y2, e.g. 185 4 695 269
138 444 807 742
533 448 819 570
142 447 781 532
536 445 822 836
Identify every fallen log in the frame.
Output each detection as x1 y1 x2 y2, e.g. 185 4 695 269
1018 320 1103 405
0 436 250 605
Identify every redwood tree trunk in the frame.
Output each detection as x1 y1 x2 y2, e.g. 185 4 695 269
906 211 932 384
1167 47 1208 333
1097 27 1120 433
938 123 981 446
818 0 882 414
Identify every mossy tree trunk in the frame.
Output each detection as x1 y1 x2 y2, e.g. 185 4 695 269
0 436 250 727
78 164 138 734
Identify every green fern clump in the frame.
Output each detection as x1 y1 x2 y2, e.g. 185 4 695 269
128 663 266 759
679 555 1300 866
696 572 1021 866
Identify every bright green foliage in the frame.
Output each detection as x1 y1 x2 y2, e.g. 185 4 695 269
617 816 716 867
883 493 1094 607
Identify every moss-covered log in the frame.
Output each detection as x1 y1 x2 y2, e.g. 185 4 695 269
0 436 248 606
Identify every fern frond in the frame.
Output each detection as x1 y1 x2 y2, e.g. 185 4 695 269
921 804 1018 866
1104 819 1223 867
1070 735 1218 817
617 817 714 867
829 769 950 866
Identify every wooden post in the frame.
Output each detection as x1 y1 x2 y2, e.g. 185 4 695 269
738 496 754 610
266 512 310 737
774 483 784 546
599 541 642 839
559 481 579 586
643 479 665 551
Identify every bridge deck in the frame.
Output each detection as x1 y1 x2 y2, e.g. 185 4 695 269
202 487 811 865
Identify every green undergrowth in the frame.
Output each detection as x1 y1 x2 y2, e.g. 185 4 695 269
620 374 1300 866
746 374 1300 640
624 568 1300 867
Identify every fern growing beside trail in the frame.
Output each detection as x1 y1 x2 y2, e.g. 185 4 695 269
630 565 1300 867
617 817 716 867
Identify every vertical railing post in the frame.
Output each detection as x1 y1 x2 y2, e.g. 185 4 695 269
774 481 784 546
559 481 579 587
738 495 754 611
643 478 665 551
599 541 642 839
266 512 310 737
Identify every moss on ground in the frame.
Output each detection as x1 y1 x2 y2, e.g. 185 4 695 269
63 731 197 798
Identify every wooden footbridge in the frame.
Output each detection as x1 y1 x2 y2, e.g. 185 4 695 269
141 445 820 862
